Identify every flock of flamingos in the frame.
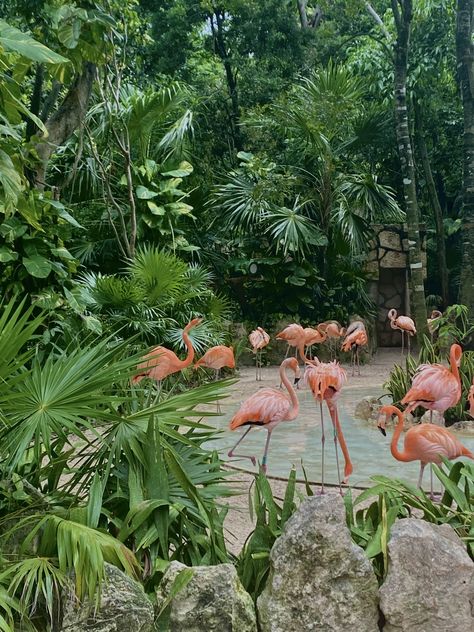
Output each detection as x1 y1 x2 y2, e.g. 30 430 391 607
132 311 474 496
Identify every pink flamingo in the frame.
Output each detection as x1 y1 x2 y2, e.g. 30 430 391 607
275 324 306 362
377 405 473 494
133 317 202 387
194 345 235 412
341 327 368 376
228 357 300 473
401 343 463 423
401 343 463 496
388 309 416 355
303 325 326 360
249 327 270 381
318 321 346 359
305 359 353 493
427 310 442 341
468 379 474 417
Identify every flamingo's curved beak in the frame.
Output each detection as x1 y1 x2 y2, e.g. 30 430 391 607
294 376 301 385
378 425 387 437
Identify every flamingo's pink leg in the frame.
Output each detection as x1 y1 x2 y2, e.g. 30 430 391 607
228 427 256 466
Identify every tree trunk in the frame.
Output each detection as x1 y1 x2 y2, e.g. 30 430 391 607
414 102 449 307
391 0 428 339
456 0 474 313
296 0 308 28
210 10 242 150
35 62 96 188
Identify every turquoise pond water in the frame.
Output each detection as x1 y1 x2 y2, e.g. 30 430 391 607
205 380 474 492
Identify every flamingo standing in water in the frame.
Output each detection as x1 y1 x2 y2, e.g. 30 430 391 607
228 357 300 473
341 325 368 376
303 325 326 360
133 317 202 387
194 345 235 412
388 309 416 355
377 405 473 493
305 359 353 493
249 327 270 381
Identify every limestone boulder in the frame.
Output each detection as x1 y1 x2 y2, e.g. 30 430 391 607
380 519 474 632
354 396 382 421
257 493 379 632
155 562 257 632
450 419 474 434
420 410 445 426
60 563 153 632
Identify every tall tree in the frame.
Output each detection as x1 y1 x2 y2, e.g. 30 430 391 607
414 101 449 308
391 0 427 338
456 0 474 314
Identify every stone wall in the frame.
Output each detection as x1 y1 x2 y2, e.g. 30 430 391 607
366 224 426 347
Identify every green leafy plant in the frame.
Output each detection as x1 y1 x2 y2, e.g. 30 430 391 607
345 460 474 581
237 468 300 602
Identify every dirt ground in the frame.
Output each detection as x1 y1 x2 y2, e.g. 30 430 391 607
222 348 400 555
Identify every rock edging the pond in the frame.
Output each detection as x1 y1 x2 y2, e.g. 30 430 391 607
59 496 474 632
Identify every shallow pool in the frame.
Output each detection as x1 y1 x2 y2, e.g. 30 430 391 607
207 379 474 492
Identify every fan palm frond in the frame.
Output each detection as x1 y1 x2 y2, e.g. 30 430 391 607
127 246 188 306
265 199 327 258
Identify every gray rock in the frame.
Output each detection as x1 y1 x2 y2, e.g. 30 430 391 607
60 563 153 632
354 396 381 421
420 410 445 426
257 493 379 632
380 519 474 632
156 561 257 632
450 419 474 434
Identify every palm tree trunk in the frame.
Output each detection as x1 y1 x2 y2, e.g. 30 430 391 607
392 0 427 339
456 0 474 313
414 102 449 307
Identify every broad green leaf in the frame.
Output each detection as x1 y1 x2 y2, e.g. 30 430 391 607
0 19 69 63
0 246 18 262
147 201 166 215
161 161 194 178
22 255 52 278
136 185 158 199
51 247 75 260
0 149 22 207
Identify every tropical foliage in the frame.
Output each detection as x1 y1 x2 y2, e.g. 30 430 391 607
345 459 474 581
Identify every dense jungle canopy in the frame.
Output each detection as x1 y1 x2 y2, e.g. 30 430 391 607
0 0 472 337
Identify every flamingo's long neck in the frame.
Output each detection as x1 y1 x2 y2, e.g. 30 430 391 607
390 407 413 462
280 365 299 420
449 347 461 388
179 330 195 368
327 403 353 480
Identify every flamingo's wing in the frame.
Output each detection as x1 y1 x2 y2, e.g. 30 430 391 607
230 388 291 429
402 365 459 409
409 426 467 462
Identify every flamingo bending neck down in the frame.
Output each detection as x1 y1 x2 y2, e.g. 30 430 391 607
377 405 473 493
388 309 416 356
305 359 353 493
228 357 300 473
303 325 327 360
318 321 346 359
132 317 202 386
341 324 368 376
